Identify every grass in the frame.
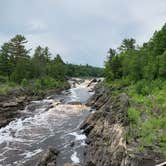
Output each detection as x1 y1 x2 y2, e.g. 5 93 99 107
0 82 20 95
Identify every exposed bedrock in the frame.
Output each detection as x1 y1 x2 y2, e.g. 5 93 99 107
82 83 160 166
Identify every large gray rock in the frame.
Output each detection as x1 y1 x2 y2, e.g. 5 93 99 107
83 86 129 166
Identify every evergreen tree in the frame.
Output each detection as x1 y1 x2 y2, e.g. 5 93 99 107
118 38 136 52
0 43 13 79
9 35 30 64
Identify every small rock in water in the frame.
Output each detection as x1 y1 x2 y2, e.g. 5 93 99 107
60 98 65 102
70 141 75 147
84 161 95 166
36 147 59 166
45 105 54 112
67 101 82 105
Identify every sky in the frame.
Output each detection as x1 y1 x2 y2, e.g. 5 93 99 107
0 0 166 67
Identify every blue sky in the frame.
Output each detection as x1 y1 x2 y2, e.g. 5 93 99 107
0 0 166 66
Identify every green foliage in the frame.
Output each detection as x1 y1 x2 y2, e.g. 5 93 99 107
66 63 103 77
38 76 58 88
159 51 166 77
104 23 166 82
0 75 8 84
125 80 166 155
104 23 166 155
118 38 136 52
0 82 19 95
139 117 166 148
32 76 69 94
0 34 102 89
21 78 28 87
0 34 102 97
33 77 57 94
128 107 140 125
48 55 66 80
135 81 151 96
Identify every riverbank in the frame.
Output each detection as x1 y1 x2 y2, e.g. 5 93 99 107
0 82 70 128
81 82 166 166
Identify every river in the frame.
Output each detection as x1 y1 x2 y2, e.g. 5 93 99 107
0 79 97 166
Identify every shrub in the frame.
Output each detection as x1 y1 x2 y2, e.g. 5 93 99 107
128 107 140 125
135 80 151 96
21 78 29 87
40 76 58 88
0 75 8 84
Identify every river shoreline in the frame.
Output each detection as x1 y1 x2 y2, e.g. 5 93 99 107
81 82 165 166
0 84 70 129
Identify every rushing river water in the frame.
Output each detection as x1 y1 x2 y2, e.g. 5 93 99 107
0 79 96 166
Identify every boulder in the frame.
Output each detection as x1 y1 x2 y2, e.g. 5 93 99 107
67 101 82 105
16 96 27 103
2 101 18 108
87 79 97 87
36 147 59 166
70 141 75 147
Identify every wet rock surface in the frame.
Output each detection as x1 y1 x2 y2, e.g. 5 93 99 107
36 147 59 166
0 89 30 128
82 83 129 166
67 101 83 105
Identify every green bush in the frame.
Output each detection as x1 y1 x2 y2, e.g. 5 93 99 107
128 107 140 125
0 83 19 94
21 78 29 87
32 76 59 93
0 75 8 84
135 81 151 96
39 76 58 88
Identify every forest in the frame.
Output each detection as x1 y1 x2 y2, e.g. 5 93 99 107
0 35 103 94
104 23 166 154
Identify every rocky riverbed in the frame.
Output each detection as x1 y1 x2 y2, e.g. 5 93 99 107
0 78 99 166
0 84 70 128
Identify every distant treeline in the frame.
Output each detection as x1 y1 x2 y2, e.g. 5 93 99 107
66 63 104 77
0 35 103 85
